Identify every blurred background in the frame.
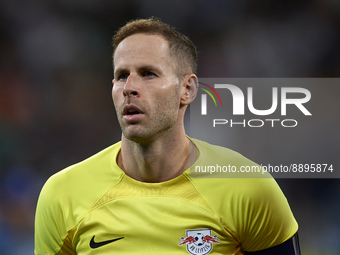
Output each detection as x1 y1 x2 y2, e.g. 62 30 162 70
0 0 339 254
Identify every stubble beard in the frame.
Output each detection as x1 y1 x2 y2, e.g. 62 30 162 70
118 86 181 146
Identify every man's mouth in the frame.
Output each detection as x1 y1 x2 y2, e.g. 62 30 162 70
126 110 141 115
123 105 143 115
122 105 144 122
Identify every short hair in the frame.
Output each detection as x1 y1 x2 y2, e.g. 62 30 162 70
112 17 198 78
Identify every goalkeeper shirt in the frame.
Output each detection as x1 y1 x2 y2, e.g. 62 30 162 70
35 138 298 255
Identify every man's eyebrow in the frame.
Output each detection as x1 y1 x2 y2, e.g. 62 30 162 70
138 65 164 75
138 65 158 71
115 65 161 77
114 68 129 77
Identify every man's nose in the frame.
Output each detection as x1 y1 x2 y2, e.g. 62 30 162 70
123 74 139 97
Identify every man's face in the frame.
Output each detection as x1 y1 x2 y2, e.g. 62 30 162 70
112 33 182 143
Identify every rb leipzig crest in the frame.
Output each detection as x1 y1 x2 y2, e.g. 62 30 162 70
178 229 220 255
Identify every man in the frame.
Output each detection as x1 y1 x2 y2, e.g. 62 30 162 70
35 17 300 254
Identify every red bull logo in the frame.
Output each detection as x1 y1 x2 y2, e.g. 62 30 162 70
202 235 219 243
179 236 197 245
178 229 220 255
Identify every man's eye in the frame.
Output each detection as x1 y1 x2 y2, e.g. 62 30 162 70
142 71 155 77
118 73 129 80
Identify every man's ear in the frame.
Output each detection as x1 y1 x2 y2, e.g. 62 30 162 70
181 75 198 105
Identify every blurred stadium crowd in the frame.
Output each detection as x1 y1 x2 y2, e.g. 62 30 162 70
0 0 340 254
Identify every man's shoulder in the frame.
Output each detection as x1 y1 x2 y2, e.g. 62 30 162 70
49 142 121 184
39 142 123 209
191 138 260 170
188 138 284 210
188 139 298 248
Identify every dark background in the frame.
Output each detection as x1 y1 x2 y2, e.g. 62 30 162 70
0 0 339 254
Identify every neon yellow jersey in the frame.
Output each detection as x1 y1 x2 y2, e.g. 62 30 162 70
35 138 298 255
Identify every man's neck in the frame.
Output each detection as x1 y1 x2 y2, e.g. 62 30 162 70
117 130 197 183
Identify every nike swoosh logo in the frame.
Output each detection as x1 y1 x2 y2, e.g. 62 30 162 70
89 235 124 249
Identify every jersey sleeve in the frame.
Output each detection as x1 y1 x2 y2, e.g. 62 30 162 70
34 175 76 255
236 177 298 252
